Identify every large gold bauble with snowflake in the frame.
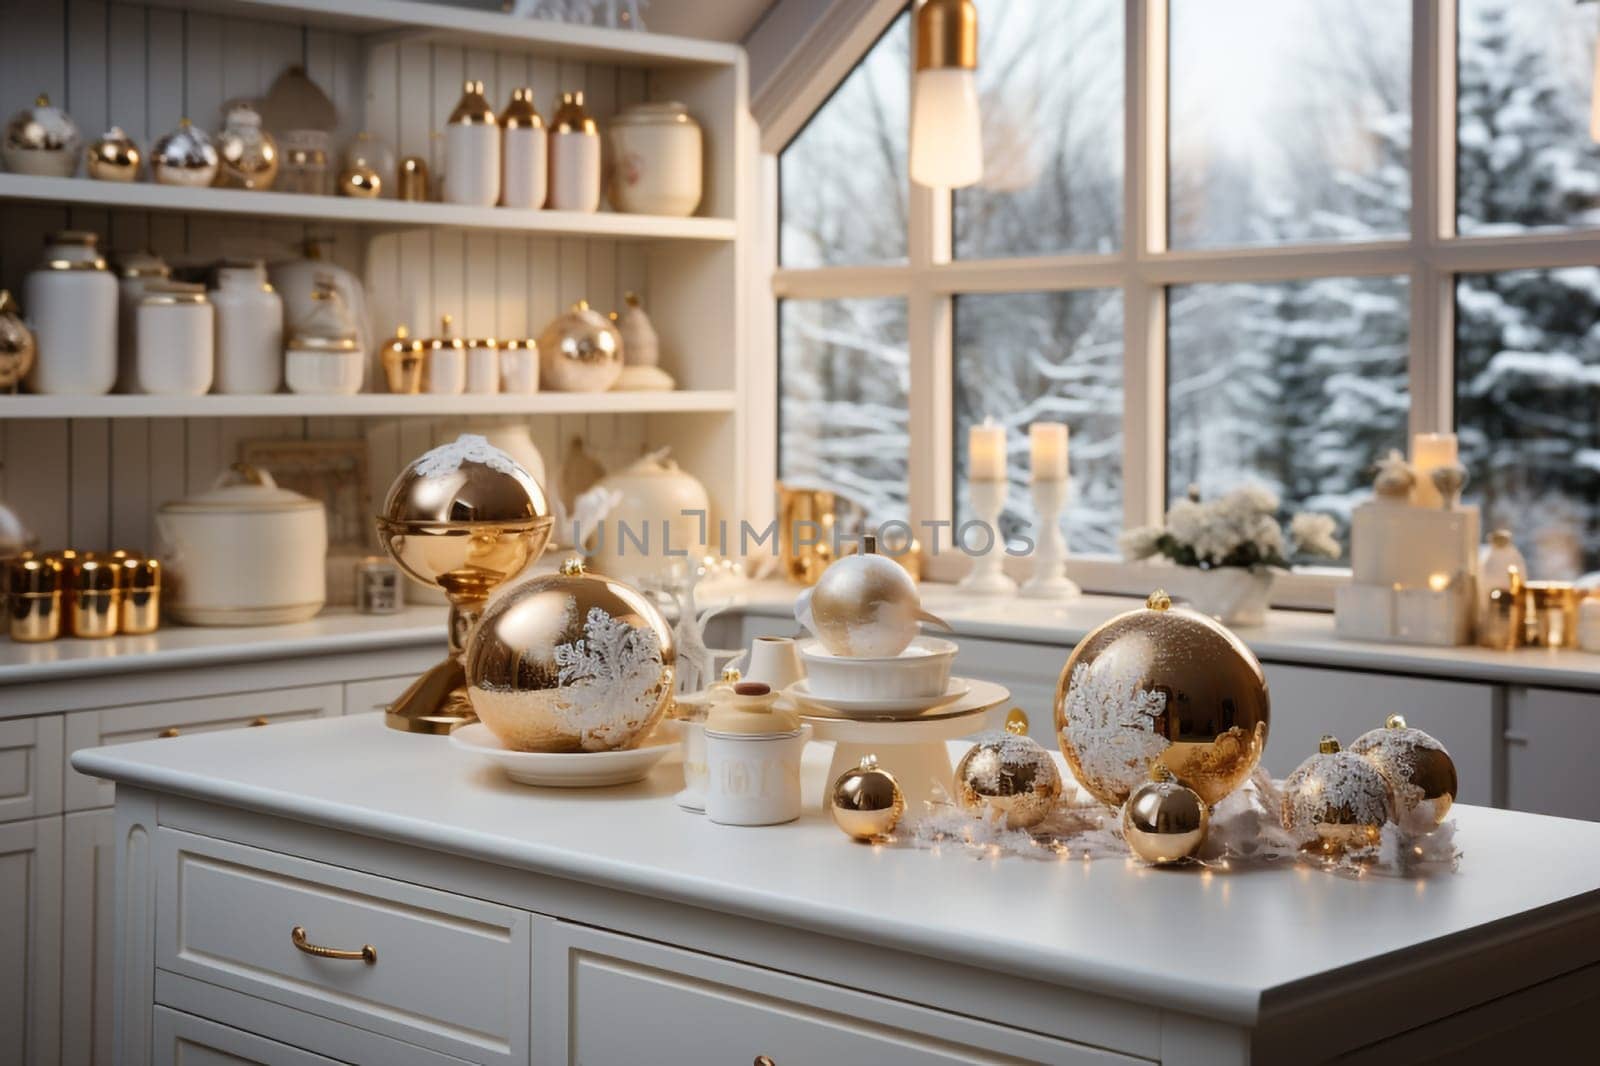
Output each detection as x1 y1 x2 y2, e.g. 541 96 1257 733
465 558 676 752
1053 590 1270 809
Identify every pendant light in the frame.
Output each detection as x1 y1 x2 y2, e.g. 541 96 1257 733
910 0 982 188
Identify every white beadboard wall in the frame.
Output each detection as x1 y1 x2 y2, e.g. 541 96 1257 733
0 0 708 555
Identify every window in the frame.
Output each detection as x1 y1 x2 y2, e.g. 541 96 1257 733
772 0 1600 590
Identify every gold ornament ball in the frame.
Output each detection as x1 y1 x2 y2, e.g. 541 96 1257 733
1122 764 1209 865
151 118 219 187
1281 736 1395 855
465 557 676 753
799 548 937 658
1349 714 1457 826
339 165 382 199
537 300 623 392
1054 589 1270 809
954 714 1062 830
86 126 141 182
830 754 905 841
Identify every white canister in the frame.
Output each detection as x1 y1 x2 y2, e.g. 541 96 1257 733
547 92 601 213
464 338 500 394
445 80 500 207
285 337 363 395
426 315 467 394
115 252 170 393
499 338 539 393
500 88 547 209
704 725 812 827
210 261 284 394
608 101 703 217
676 719 709 812
136 284 214 396
23 231 118 396
742 636 805 693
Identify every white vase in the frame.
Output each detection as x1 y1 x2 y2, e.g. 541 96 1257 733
1182 568 1275 627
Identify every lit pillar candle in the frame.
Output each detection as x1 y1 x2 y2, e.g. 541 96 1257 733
1411 432 1458 508
969 418 1007 482
1029 422 1068 483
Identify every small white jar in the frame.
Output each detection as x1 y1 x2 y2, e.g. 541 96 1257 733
23 231 118 396
425 316 466 395
547 91 601 213
445 80 499 207
498 338 539 393
136 284 214 395
210 260 284 394
464 338 500 394
704 725 812 827
608 101 703 217
500 88 547 209
285 337 363 395
115 252 170 393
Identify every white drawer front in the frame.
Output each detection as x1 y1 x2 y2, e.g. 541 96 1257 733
343 676 421 717
64 684 343 811
156 829 530 1065
0 716 63 823
542 922 1140 1066
153 1006 342 1065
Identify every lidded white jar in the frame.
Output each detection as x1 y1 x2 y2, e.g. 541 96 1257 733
464 337 500 394
608 101 702 217
23 231 118 396
445 80 499 207
500 87 547 209
547 91 601 213
210 260 284 394
425 314 467 395
136 283 214 396
114 251 171 393
499 338 539 393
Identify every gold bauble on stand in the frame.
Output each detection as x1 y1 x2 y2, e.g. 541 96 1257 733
1054 590 1270 809
1349 714 1457 826
376 434 554 734
954 709 1062 829
1122 764 1209 865
829 754 906 841
1281 735 1395 855
464 557 675 752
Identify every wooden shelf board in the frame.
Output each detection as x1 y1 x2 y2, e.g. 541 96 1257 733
0 390 737 420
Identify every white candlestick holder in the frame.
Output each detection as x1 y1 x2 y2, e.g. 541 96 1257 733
958 478 1017 597
1022 478 1080 599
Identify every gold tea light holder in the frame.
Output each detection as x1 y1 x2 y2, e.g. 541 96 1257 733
375 434 554 734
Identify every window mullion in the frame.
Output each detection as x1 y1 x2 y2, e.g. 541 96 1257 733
908 163 953 532
1410 0 1453 437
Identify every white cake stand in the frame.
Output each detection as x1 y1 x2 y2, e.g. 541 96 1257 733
787 679 1011 812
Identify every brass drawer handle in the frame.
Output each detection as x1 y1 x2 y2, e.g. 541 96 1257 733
755 1057 776 1066
250 716 270 727
158 727 180 738
290 926 377 964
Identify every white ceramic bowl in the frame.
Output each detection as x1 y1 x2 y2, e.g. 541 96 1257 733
286 348 363 395
798 636 957 701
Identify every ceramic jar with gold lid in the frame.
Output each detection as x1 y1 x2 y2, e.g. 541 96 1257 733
136 283 214 396
23 231 117 395
498 337 539 393
210 260 284 395
3 93 80 177
0 290 36 392
425 314 467 394
500 87 546 209
285 282 362 395
69 553 123 638
608 101 702 217
445 79 499 207
548 91 601 212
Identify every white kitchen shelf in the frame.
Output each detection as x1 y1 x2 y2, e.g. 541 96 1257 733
0 390 737 420
0 174 738 241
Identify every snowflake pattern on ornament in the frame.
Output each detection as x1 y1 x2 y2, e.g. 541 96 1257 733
1061 659 1170 800
554 606 667 750
413 434 521 478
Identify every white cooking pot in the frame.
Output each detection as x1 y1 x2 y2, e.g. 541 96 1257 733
158 464 327 626
589 448 709 583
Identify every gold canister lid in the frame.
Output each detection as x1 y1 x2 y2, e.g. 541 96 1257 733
289 333 360 353
114 553 161 589
52 230 100 248
139 282 209 306
448 80 496 126
466 336 499 349
44 548 80 571
428 313 465 352
551 91 598 135
115 253 170 280
74 554 121 592
500 87 543 130
1526 580 1578 606
383 324 421 352
500 337 537 351
8 554 62 595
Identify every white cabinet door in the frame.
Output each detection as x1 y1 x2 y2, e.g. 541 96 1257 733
343 675 423 717
1258 664 1496 805
1505 687 1600 821
0 815 62 1066
62 808 115 1066
0 715 63 823
152 1006 343 1065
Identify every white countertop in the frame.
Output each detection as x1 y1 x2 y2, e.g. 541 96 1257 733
0 606 446 686
73 713 1600 1027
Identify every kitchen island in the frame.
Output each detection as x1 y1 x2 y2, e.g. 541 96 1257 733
75 713 1600 1065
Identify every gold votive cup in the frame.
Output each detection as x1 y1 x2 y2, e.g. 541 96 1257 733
1478 586 1524 650
70 553 122 638
1524 581 1579 648
44 549 80 633
7 554 64 642
113 553 161 635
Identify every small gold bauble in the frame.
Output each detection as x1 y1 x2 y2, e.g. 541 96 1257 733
830 754 906 841
339 164 382 198
1122 764 1209 865
796 544 943 658
1348 714 1457 826
465 557 676 753
537 300 623 392
86 126 141 182
215 103 279 190
954 713 1062 829
1054 589 1270 809
0 290 37 391
1281 736 1394 855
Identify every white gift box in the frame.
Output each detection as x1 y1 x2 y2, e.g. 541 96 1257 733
1350 502 1480 588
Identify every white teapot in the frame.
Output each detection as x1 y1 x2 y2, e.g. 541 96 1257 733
587 448 709 583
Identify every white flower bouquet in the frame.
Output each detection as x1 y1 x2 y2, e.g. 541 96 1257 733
1118 486 1340 570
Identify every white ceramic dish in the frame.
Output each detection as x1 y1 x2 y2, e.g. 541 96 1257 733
448 721 675 788
798 636 957 700
286 348 363 394
786 677 971 718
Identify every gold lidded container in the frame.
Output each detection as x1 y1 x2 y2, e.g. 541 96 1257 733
381 324 426 393
445 79 499 207
7 553 64 642
44 548 81 634
69 552 122 638
547 91 601 212
1524 581 1579 648
1479 585 1524 650
398 155 430 201
112 551 161 635
86 125 142 182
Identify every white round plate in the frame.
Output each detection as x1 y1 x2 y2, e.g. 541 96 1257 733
786 677 971 718
449 722 675 788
